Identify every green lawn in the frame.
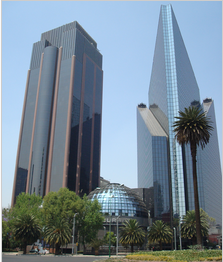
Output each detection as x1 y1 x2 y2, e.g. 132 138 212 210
100 249 222 262
132 249 222 261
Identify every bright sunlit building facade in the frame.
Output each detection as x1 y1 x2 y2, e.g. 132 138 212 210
137 5 222 225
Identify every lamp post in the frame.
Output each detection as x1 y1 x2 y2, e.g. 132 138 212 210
109 195 114 258
72 213 77 255
179 217 182 250
116 215 120 256
173 227 176 250
104 226 106 237
148 210 151 226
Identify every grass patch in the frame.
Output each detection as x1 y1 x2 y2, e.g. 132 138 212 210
128 250 222 261
97 250 222 262
126 254 178 261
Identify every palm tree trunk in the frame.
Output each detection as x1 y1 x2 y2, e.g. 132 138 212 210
131 243 133 253
55 243 60 255
190 142 202 246
23 242 27 254
83 244 86 254
159 240 162 251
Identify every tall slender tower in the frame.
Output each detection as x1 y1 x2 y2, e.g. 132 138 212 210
12 22 103 205
137 5 222 225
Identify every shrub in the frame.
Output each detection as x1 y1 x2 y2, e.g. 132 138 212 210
126 250 222 262
206 257 222 261
126 254 186 262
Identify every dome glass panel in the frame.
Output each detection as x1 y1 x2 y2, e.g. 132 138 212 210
88 183 148 219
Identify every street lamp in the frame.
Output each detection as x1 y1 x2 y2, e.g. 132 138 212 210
173 227 176 250
179 217 182 250
109 195 114 258
103 226 106 237
72 213 77 255
148 210 151 226
116 215 120 256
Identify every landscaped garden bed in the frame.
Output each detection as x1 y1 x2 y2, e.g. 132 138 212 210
98 250 222 262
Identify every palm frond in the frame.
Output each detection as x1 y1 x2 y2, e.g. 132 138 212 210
148 220 172 244
173 106 213 149
44 217 72 247
181 209 209 239
13 213 42 244
120 219 145 246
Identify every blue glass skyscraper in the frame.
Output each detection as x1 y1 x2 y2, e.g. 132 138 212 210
137 5 222 225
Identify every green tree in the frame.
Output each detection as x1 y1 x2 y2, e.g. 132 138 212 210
41 187 81 227
2 220 10 249
2 208 21 250
147 220 172 251
13 213 42 254
42 188 103 253
44 217 71 254
2 208 11 249
8 193 43 250
41 188 82 253
120 219 145 253
2 207 11 219
77 195 104 252
181 209 212 245
104 231 117 246
10 193 43 221
173 106 213 246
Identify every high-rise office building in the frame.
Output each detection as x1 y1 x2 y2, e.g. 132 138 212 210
12 22 103 205
137 5 222 225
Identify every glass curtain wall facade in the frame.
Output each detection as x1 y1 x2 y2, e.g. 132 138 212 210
199 99 222 224
137 105 170 221
12 22 103 205
149 4 201 220
138 4 222 225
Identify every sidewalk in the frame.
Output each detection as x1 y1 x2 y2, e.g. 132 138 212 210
2 252 125 258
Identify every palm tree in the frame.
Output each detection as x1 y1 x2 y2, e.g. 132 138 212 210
90 238 105 255
147 220 172 251
120 219 145 253
44 217 72 254
181 209 210 245
13 213 42 254
173 106 213 246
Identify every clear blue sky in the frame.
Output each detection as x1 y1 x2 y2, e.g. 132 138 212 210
2 1 222 208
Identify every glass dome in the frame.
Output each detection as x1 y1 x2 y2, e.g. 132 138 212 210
88 183 148 219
